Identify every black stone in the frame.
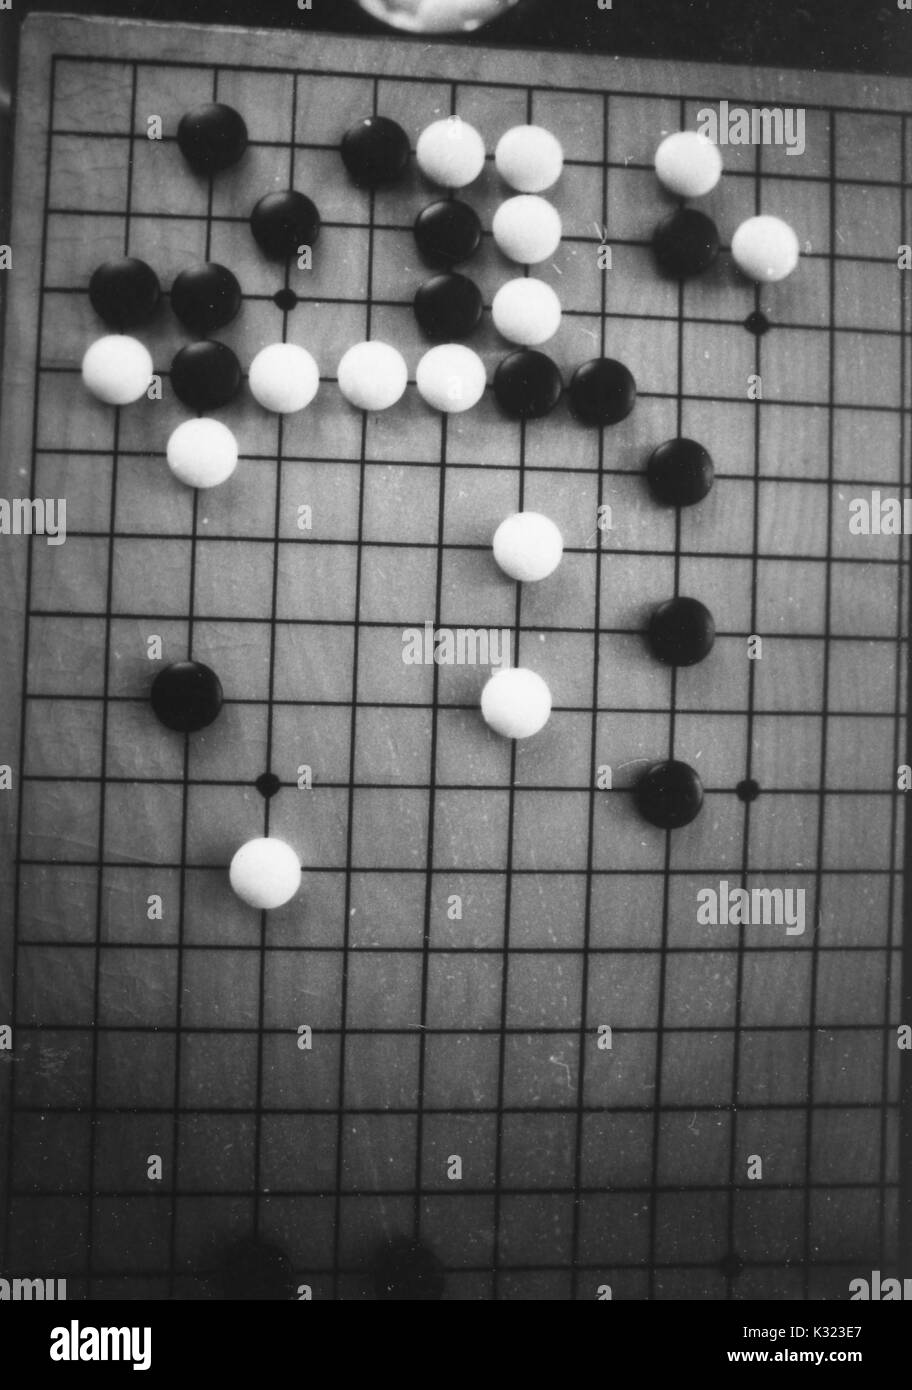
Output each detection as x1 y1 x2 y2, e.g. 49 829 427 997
170 263 242 335
634 760 704 830
647 596 716 667
653 208 720 279
371 1238 445 1302
213 1238 293 1301
736 778 761 803
256 772 282 799
414 199 483 268
341 115 411 187
177 103 248 174
89 257 161 330
414 273 483 341
744 310 771 336
273 288 299 312
250 190 321 261
647 438 715 507
569 358 636 427
170 340 242 412
718 1251 745 1280
151 660 223 733
493 349 563 420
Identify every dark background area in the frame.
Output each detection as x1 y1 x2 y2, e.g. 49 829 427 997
2 0 912 74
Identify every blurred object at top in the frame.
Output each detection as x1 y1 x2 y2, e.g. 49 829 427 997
355 0 523 34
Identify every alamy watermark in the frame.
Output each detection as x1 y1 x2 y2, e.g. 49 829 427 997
848 491 912 535
402 622 510 667
697 881 806 935
697 101 806 156
1 1275 67 1300
0 497 66 545
50 1321 151 1371
849 1270 910 1300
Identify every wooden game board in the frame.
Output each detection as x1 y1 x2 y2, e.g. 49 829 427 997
0 12 909 1300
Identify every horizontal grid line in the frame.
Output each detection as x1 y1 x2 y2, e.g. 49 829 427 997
30 455 912 494
8 1095 901 1111
15 860 905 875
37 294 912 335
7 1180 901 1201
24 550 912 579
16 1253 903 1284
33 379 912 414
11 941 906 958
23 612 912 637
44 275 912 324
15 776 909 797
16 697 911 718
27 534 912 568
41 233 908 278
12 1249 903 1280
44 130 912 193
50 50 912 123
8 1019 901 1036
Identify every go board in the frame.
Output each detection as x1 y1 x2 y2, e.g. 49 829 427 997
0 11 909 1301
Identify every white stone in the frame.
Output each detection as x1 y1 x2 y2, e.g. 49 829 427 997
229 837 302 910
495 124 564 193
416 117 486 188
493 511 563 582
732 214 800 283
654 130 723 198
492 195 562 265
492 277 562 346
337 341 408 410
248 343 320 413
416 343 487 412
166 418 239 489
82 334 153 405
481 667 552 739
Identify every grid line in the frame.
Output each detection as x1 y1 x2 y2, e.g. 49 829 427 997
40 125 912 193
330 73 380 1299
490 80 535 1304
646 94 689 1298
801 112 839 1300
1 46 59 1262
4 35 909 1300
570 89 610 1298
164 60 221 1301
413 80 460 1247
82 59 138 1292
877 113 909 1269
46 51 912 121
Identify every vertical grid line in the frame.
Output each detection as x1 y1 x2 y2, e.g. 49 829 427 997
723 133 764 1297
897 113 912 1273
165 60 220 1296
877 112 908 1269
331 74 380 1298
83 59 139 1294
413 412 448 1242
252 71 300 1246
413 78 459 1246
569 88 610 1302
490 80 535 1301
802 108 839 1300
490 417 525 1301
646 94 687 1300
2 50 58 1264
